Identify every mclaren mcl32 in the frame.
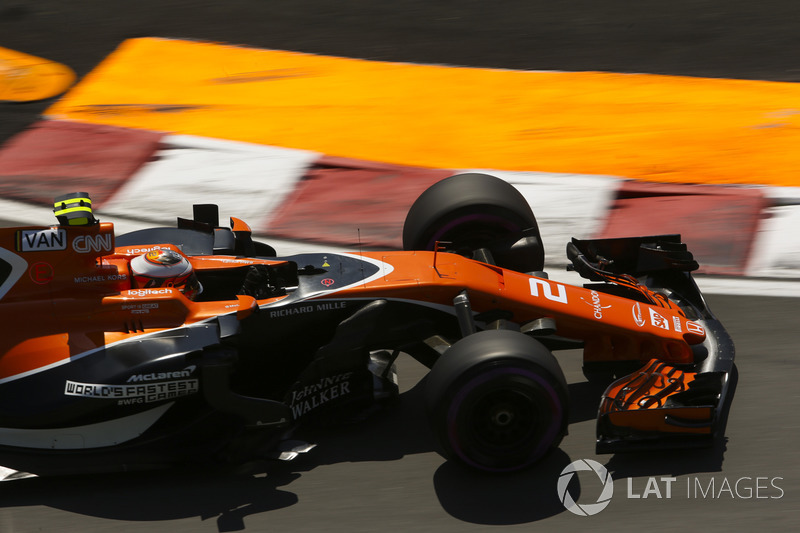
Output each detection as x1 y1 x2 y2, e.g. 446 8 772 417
0 174 735 476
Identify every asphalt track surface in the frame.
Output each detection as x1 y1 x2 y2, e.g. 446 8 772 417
2 2 800 532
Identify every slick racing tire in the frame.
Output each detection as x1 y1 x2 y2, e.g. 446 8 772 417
402 173 544 272
425 330 569 473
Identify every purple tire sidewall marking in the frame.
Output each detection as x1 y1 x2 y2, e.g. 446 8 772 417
425 213 522 250
445 365 564 473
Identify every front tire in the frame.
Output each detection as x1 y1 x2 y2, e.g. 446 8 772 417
425 330 569 473
402 173 545 272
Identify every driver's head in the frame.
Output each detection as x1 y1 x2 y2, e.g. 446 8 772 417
130 248 202 300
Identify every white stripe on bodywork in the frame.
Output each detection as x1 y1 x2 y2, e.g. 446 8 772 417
0 402 173 449
0 321 220 386
262 253 394 307
320 252 394 292
0 247 28 300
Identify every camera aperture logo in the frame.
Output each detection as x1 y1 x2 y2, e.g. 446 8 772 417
558 459 614 516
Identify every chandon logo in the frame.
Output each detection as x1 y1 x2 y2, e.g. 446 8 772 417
582 290 611 320
558 459 614 516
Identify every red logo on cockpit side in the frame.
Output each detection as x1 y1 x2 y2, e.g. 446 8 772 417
321 278 335 287
29 262 54 285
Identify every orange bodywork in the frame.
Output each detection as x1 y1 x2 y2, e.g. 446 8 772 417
598 360 714 436
354 250 706 364
0 223 275 383
0 221 706 389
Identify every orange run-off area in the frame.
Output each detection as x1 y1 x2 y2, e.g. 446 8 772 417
0 47 75 102
45 37 800 187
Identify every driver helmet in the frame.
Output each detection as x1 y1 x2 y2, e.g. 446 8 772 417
130 248 202 300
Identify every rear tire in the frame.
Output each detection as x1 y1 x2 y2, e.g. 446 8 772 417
425 330 569 472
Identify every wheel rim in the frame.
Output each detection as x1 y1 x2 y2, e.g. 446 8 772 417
471 388 539 449
446 366 564 472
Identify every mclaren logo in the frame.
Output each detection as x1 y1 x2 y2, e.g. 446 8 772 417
126 365 197 383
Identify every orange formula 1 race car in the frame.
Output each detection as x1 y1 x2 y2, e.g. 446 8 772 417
0 174 734 476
